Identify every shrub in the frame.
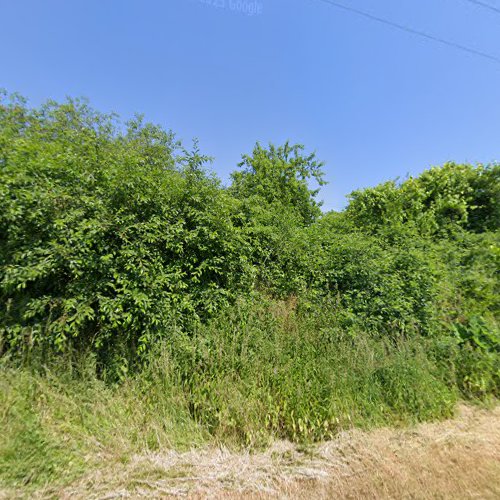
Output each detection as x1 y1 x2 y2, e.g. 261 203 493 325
0 95 252 373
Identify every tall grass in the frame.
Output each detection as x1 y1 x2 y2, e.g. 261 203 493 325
168 294 456 444
1 293 460 490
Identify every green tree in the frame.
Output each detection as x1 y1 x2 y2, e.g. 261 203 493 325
346 163 500 236
230 141 326 225
0 94 252 373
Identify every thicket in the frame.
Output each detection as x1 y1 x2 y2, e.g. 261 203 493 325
1 92 499 487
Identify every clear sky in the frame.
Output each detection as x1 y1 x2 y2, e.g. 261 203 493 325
1 0 499 210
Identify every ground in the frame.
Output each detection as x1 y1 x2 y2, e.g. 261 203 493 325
2 404 499 499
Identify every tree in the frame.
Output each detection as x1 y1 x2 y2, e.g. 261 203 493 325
0 94 252 372
346 163 500 236
230 141 326 225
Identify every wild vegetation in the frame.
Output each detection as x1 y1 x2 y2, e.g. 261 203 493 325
0 92 499 491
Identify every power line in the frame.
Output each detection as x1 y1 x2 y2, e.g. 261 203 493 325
463 0 500 15
313 0 500 64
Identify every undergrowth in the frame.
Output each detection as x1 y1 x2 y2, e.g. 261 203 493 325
1 293 465 490
0 94 498 492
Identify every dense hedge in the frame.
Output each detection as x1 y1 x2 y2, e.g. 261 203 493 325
1 92 499 396
0 96 254 369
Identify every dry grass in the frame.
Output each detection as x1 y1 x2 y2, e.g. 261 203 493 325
3 404 499 499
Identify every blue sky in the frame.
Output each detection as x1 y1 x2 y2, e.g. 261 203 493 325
1 0 499 210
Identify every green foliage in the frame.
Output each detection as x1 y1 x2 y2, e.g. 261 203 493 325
230 141 325 225
346 162 500 235
451 316 500 398
0 91 499 487
295 222 439 336
0 356 203 489
0 367 85 488
168 295 456 444
0 94 252 370
0 295 457 492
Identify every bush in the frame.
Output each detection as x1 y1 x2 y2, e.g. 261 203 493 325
0 95 252 373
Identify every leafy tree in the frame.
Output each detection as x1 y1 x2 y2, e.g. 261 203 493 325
346 163 500 236
0 94 252 372
230 141 326 225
